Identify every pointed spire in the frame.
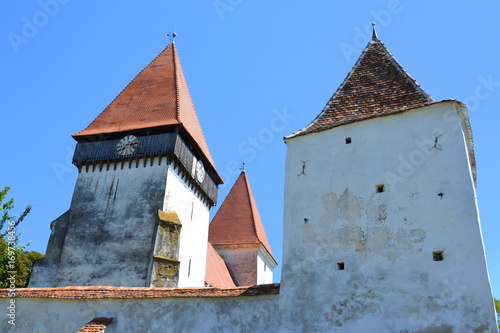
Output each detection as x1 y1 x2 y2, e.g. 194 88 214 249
371 22 379 40
287 36 434 138
73 43 220 178
209 171 275 260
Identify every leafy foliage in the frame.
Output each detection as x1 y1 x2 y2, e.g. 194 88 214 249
0 186 43 288
495 298 500 329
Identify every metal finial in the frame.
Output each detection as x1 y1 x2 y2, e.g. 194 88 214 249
371 22 378 40
240 161 246 172
167 32 177 43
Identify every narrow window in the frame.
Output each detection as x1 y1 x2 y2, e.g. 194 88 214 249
345 137 352 144
337 262 345 270
376 184 385 193
188 259 192 277
433 251 444 261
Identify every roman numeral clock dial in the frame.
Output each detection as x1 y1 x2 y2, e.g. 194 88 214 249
116 135 138 156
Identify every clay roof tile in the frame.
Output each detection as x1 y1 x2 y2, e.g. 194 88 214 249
73 43 218 174
288 39 434 138
208 172 274 261
205 242 237 288
78 317 115 333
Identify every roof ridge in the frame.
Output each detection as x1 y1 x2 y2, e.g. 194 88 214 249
209 171 273 254
172 46 217 169
75 44 172 137
289 40 377 138
209 172 259 244
71 43 222 182
240 172 274 258
287 38 434 139
172 43 181 123
243 172 260 243
376 39 434 103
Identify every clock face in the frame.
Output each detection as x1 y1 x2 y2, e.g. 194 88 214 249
195 160 205 183
116 135 138 156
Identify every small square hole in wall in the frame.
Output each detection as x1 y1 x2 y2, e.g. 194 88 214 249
337 262 345 270
345 137 352 144
433 251 444 261
376 184 385 193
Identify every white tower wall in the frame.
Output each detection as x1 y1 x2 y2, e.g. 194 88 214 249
280 101 497 332
164 165 210 287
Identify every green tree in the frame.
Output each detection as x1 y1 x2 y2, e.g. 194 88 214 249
0 186 43 288
495 298 500 329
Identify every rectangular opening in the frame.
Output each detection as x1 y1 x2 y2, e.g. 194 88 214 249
433 251 444 261
345 137 352 144
337 262 345 270
376 184 385 193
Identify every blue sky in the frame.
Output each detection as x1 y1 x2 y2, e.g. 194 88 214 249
1 1 499 297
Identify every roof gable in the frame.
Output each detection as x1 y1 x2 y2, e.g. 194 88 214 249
208 172 274 260
288 38 434 138
73 43 217 171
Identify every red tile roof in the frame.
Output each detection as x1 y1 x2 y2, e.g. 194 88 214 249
0 284 280 299
288 38 434 138
73 43 218 174
205 242 237 288
78 317 115 333
209 172 275 261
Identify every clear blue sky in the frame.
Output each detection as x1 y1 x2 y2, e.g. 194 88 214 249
1 1 499 296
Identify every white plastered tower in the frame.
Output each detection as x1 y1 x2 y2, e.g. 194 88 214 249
279 31 497 332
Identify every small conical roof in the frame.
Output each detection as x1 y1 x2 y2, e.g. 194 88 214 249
209 172 274 260
288 37 434 138
73 43 218 175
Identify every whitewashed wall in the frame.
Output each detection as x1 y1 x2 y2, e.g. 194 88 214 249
31 157 169 287
280 101 497 332
257 249 274 285
164 165 210 288
1 296 279 332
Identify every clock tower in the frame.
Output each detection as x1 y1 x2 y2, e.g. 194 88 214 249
30 42 223 288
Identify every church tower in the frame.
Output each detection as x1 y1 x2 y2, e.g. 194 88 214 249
280 30 497 331
30 42 223 288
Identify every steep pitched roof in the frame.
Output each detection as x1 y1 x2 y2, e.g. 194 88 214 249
73 43 217 171
208 172 274 260
288 37 434 138
205 242 237 288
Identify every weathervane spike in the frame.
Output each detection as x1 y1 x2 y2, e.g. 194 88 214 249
167 31 177 44
371 22 379 40
240 161 246 172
